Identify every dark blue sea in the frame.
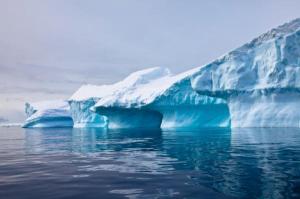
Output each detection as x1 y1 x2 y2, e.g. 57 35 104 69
1 127 300 199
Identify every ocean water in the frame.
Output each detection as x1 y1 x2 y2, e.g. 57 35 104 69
0 127 300 199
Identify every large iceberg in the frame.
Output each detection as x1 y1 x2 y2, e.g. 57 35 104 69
23 100 73 128
191 18 300 127
92 68 230 129
23 18 300 129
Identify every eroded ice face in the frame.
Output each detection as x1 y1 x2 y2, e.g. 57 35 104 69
191 18 300 127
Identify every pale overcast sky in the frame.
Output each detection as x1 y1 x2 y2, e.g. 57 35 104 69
1 0 300 122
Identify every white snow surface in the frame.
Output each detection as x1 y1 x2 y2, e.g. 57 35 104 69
94 67 203 109
70 67 171 102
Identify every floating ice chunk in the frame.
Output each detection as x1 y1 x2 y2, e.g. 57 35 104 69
23 100 73 128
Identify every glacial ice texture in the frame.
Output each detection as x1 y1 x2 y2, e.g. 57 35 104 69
69 99 107 128
191 18 300 127
23 100 73 128
69 67 171 128
94 72 230 129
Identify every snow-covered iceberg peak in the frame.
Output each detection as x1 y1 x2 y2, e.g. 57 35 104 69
23 100 73 128
114 66 171 89
93 67 230 129
69 67 171 128
191 18 300 127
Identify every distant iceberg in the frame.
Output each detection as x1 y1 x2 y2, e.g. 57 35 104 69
23 100 73 128
0 116 21 127
191 18 300 127
0 116 8 124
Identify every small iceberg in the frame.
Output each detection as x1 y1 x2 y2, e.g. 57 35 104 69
23 100 73 128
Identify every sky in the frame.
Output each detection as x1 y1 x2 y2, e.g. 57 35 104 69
1 0 300 122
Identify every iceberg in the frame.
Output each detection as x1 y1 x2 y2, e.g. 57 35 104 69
23 100 73 128
69 67 171 128
0 117 8 124
92 68 230 129
191 18 300 127
23 18 300 129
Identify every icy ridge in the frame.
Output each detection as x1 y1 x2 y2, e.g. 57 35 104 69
191 18 300 94
191 18 300 127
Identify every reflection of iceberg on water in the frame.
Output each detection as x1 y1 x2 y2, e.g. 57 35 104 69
229 128 300 198
24 128 180 175
162 128 300 198
23 127 300 198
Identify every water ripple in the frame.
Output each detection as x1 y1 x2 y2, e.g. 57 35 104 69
0 127 300 198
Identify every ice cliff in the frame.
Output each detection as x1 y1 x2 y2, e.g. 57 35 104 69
69 85 108 128
69 67 172 128
191 18 300 127
93 68 230 129
23 100 73 128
